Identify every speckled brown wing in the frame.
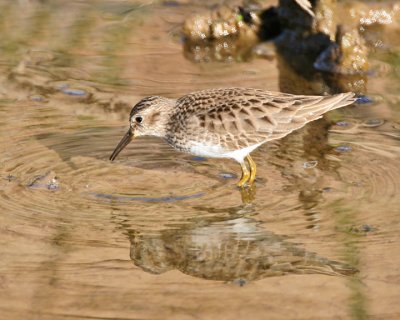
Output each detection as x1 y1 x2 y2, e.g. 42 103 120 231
173 88 355 151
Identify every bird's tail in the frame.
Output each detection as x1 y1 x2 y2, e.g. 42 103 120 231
295 92 356 122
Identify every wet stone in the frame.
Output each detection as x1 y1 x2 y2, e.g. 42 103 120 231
335 145 352 153
303 160 318 169
5 174 16 182
314 24 369 75
220 172 236 179
24 50 56 66
28 171 59 191
53 82 91 97
362 119 385 128
47 177 60 191
252 43 276 59
331 121 357 132
182 5 259 43
61 87 88 97
29 94 48 103
232 278 248 287
335 121 350 127
349 224 376 234
191 156 206 161
356 95 373 104
163 1 181 7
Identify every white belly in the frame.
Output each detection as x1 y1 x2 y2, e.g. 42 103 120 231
189 142 263 163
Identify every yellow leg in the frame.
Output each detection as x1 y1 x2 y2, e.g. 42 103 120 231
246 155 257 185
237 161 250 188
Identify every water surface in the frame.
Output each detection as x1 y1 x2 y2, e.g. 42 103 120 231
0 1 399 319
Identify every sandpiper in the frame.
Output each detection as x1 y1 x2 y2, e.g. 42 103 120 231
110 88 355 187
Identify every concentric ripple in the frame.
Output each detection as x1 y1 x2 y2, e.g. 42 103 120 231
1 96 399 238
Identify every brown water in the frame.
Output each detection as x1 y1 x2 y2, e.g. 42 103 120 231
0 1 399 319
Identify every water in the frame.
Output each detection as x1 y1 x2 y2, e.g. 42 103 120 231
0 1 399 319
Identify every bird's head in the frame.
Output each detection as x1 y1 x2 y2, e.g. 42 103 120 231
109 96 174 161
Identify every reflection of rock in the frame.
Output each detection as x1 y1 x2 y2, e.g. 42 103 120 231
275 30 367 94
323 73 367 95
183 37 256 63
129 218 357 281
276 53 327 95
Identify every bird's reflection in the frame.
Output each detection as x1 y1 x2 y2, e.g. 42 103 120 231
126 216 357 282
239 185 257 204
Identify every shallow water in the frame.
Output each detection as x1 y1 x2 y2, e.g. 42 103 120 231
0 0 399 319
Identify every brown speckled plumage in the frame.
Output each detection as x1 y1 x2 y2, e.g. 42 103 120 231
110 87 356 187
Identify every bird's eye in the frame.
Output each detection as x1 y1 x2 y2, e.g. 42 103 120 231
135 116 143 124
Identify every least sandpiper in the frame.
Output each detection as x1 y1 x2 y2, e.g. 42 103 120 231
110 88 355 187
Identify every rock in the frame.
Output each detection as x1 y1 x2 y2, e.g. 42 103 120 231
314 25 369 75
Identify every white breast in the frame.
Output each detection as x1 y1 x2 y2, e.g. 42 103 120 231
189 141 263 163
